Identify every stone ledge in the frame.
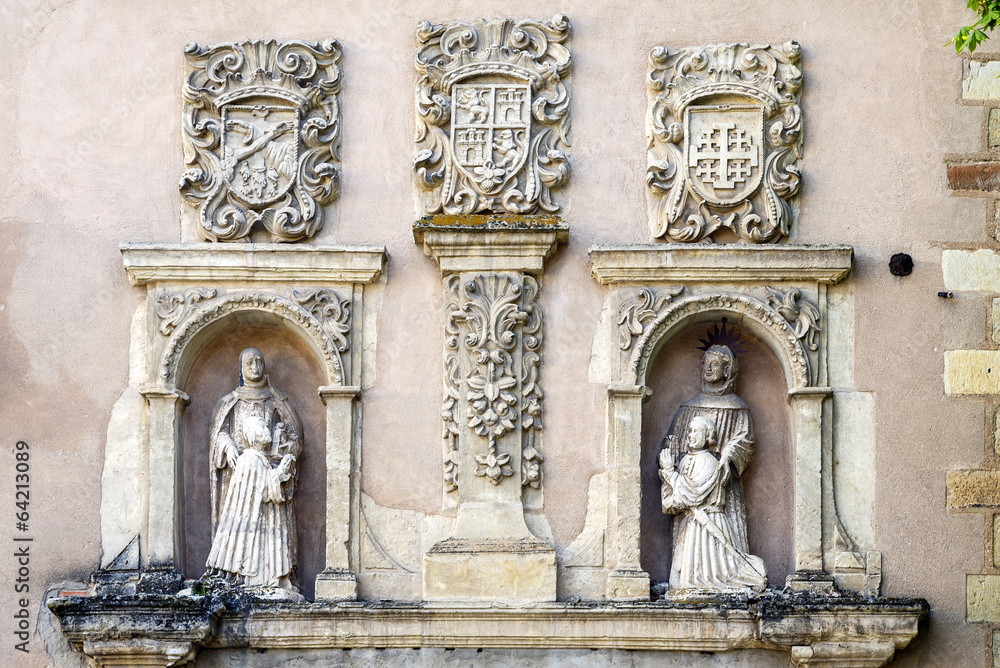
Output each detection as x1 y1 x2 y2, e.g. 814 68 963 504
49 592 926 667
589 244 853 285
413 215 568 275
121 243 387 285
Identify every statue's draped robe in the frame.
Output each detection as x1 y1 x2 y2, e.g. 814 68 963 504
206 382 301 589
664 392 766 591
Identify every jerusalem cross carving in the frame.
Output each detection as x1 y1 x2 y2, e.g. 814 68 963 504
647 43 801 243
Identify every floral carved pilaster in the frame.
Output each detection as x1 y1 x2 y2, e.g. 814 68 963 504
416 219 565 602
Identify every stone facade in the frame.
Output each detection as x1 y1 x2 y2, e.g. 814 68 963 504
0 1 992 666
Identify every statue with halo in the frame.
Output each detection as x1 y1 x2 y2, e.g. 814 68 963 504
658 320 768 593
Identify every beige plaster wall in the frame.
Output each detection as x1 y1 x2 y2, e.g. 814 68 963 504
0 0 989 665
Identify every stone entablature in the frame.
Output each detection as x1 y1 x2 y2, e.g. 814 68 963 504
49 591 926 667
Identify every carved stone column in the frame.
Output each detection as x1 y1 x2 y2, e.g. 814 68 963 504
415 217 566 601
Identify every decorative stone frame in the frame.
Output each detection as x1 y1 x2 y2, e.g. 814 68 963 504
589 244 880 599
118 243 385 600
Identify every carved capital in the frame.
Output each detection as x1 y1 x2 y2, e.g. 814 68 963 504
180 40 342 242
414 17 571 215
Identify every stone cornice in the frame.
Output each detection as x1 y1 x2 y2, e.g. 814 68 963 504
121 243 387 286
413 217 568 274
589 244 853 285
49 593 927 664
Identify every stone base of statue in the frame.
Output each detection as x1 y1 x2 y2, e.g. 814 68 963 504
423 537 556 602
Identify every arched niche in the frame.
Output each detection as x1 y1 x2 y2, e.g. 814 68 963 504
158 292 346 391
639 322 794 589
178 316 327 601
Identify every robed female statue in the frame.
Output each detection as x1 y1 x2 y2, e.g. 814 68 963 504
658 340 768 592
204 348 302 596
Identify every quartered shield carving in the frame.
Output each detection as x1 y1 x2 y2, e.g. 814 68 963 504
647 42 802 244
414 16 571 216
180 39 342 243
452 83 531 195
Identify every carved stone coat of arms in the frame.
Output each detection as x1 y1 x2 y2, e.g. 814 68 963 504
180 40 342 243
414 16 571 216
647 43 802 243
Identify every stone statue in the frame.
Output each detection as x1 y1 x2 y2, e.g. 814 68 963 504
204 348 302 598
657 342 767 593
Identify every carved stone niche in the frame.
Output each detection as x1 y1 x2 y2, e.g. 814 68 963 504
646 42 802 244
586 244 927 667
414 215 567 602
180 40 342 243
414 16 571 216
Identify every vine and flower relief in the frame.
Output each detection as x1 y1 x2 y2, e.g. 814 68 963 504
646 42 802 243
440 273 544 491
151 287 352 386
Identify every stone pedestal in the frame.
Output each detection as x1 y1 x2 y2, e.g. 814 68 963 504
415 216 566 602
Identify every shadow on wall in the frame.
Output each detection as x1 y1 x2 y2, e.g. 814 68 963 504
640 323 793 588
180 324 327 601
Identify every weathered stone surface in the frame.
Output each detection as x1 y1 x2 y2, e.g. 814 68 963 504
963 60 1000 101
646 42 801 243
944 350 1000 395
943 249 1000 292
968 574 1000 622
413 17 571 216
989 109 1000 148
946 160 1000 191
947 469 1000 509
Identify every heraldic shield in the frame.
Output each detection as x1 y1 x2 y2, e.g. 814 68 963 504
221 105 300 208
450 83 531 195
685 105 765 206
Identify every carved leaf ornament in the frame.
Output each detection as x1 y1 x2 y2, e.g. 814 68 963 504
414 16 571 215
180 40 342 242
647 42 802 243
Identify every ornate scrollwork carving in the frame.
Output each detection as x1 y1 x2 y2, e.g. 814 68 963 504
442 276 462 491
153 288 218 335
180 39 342 242
441 273 547 489
520 276 543 489
647 42 802 243
291 288 351 354
617 286 685 351
764 287 820 352
414 16 571 215
158 290 346 386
